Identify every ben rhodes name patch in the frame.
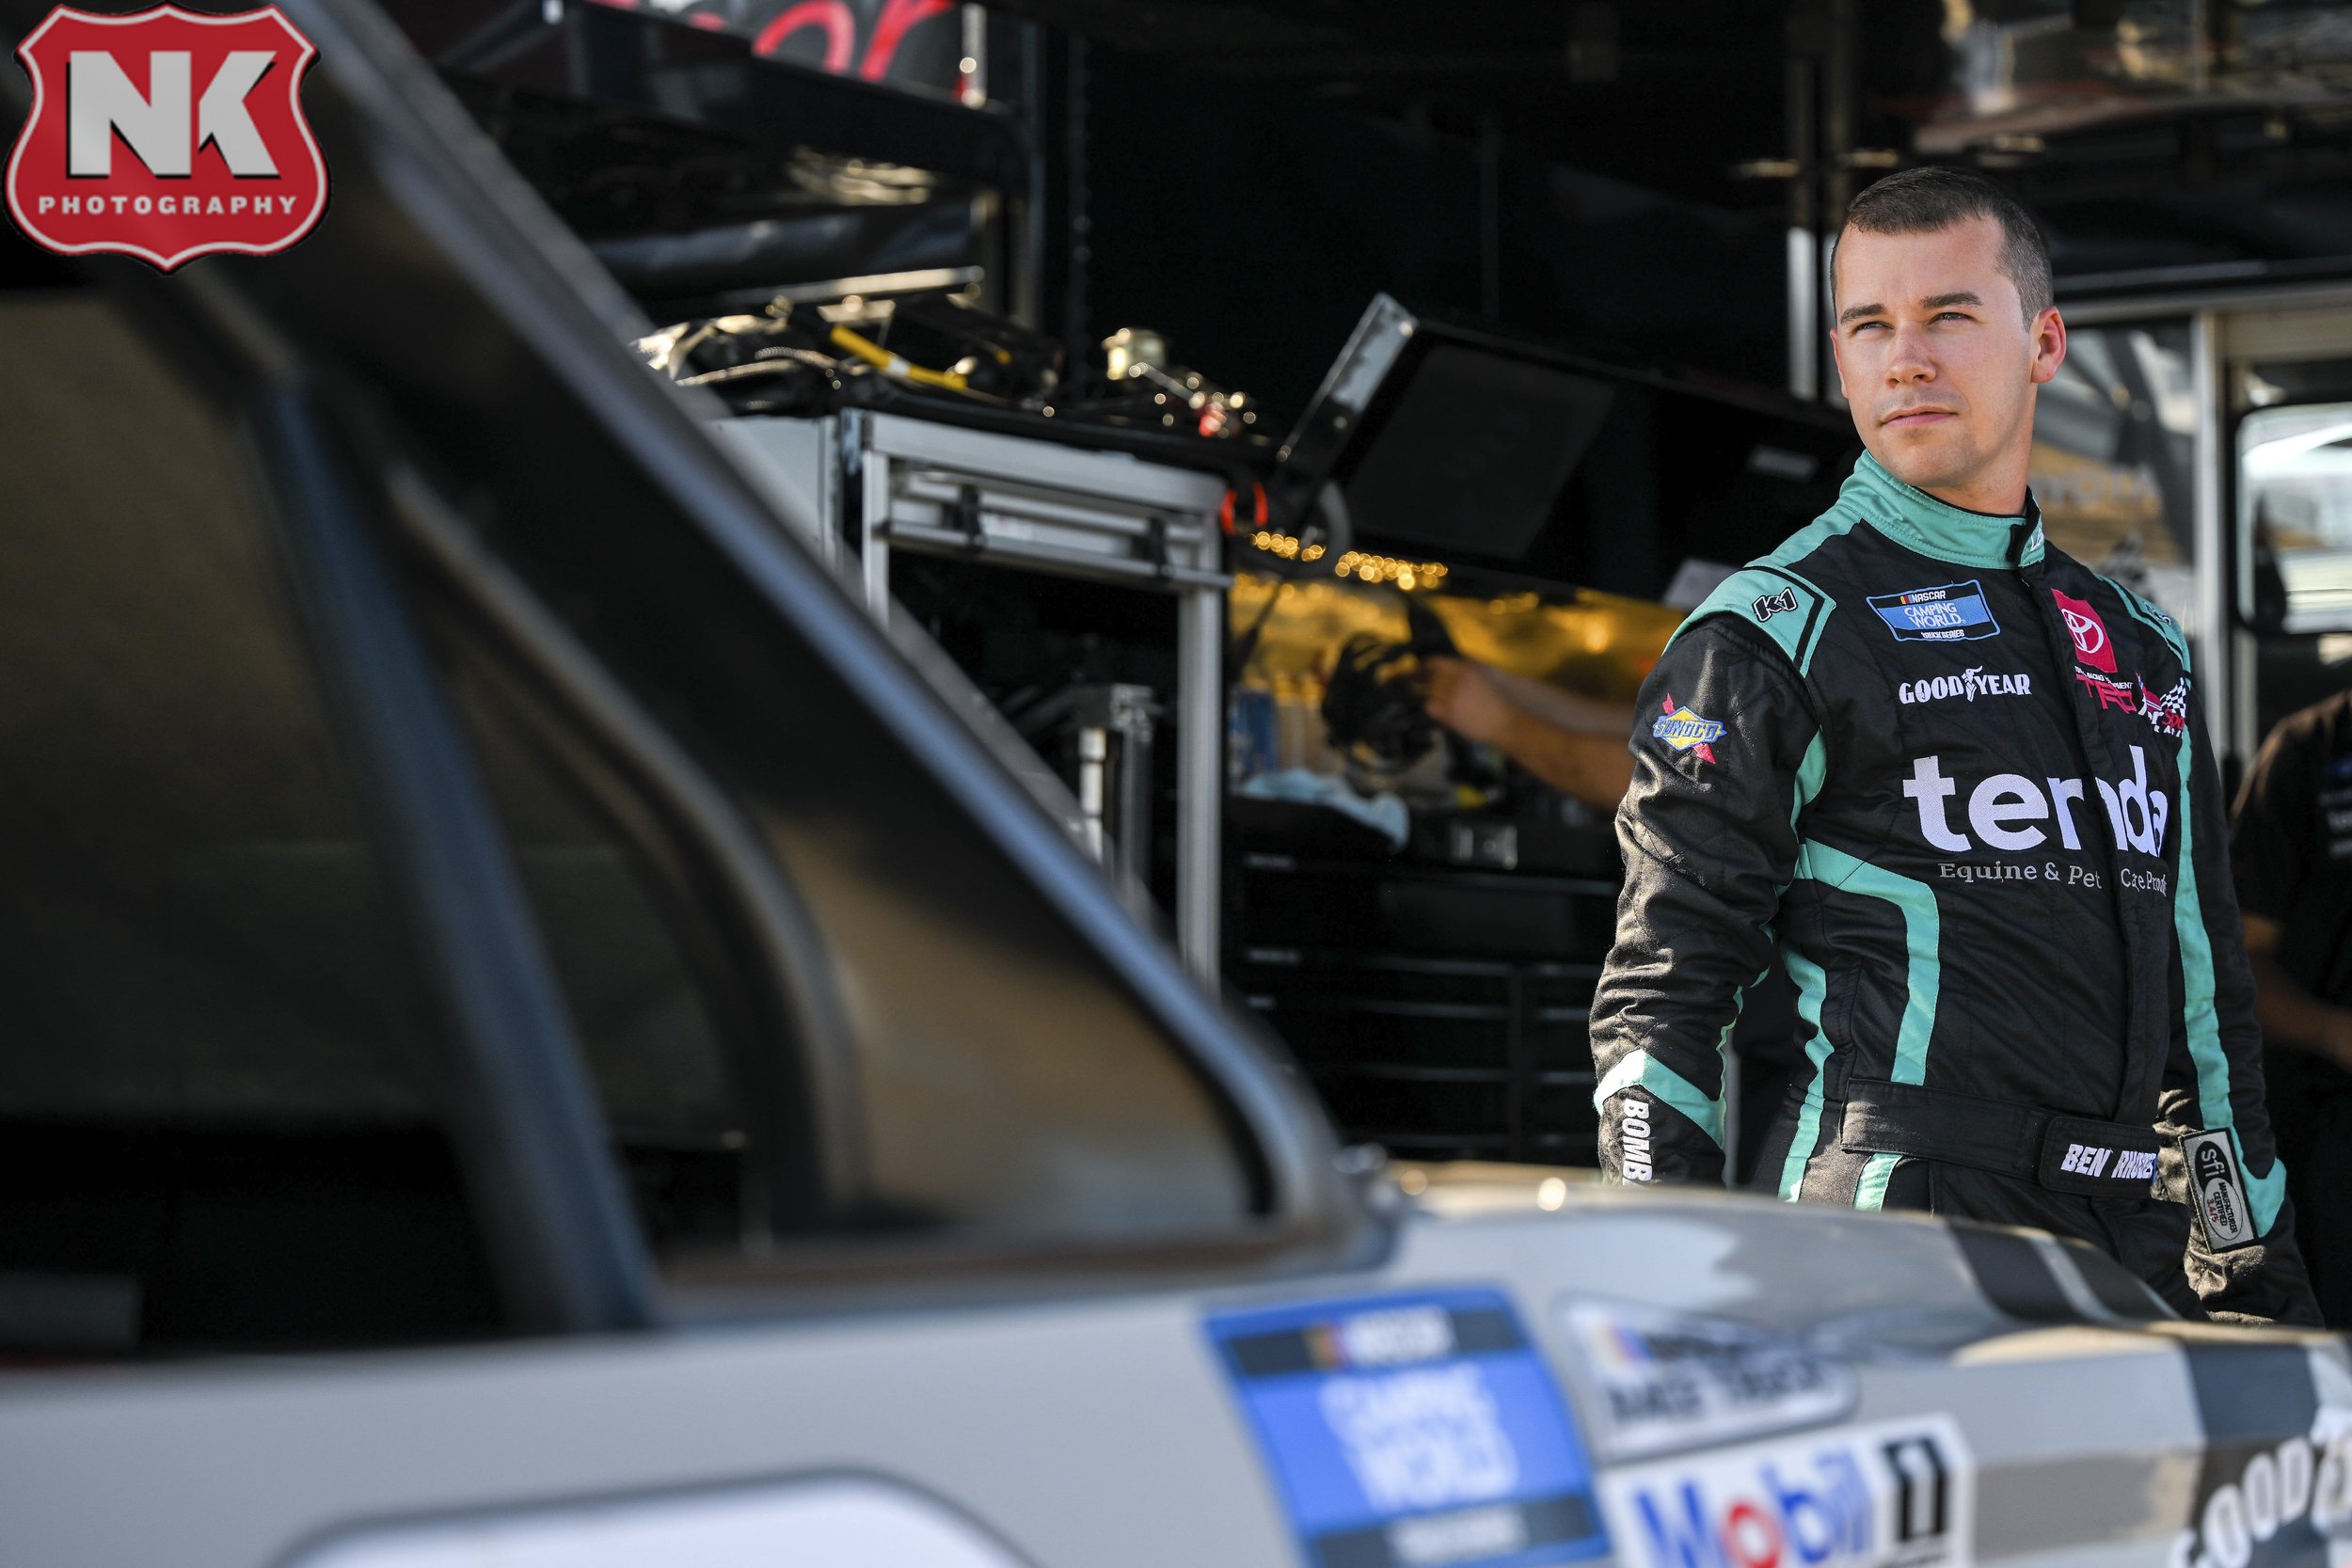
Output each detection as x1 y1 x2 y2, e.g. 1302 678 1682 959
1867 581 1999 643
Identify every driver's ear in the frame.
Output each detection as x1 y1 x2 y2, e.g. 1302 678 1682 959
2030 307 2067 385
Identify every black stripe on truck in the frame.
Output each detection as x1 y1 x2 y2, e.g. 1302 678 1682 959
2051 1236 2173 1322
1947 1220 2177 1324
1946 1221 2085 1323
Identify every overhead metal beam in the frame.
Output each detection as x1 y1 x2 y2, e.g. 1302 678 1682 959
399 0 1033 191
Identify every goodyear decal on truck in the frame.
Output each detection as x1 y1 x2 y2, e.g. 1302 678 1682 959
1206 1289 1609 1568
2174 1338 2352 1568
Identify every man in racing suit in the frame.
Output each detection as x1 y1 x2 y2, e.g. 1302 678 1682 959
1591 167 2318 1323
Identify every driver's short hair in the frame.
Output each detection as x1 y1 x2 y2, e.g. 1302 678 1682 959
1834 167 2054 325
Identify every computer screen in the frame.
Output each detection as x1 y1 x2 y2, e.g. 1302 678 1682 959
1342 344 1617 562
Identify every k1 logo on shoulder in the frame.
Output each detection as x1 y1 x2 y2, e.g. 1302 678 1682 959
7 5 326 271
1600 1417 1973 1568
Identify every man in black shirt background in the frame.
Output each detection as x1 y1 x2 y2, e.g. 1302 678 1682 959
2234 688 2352 1324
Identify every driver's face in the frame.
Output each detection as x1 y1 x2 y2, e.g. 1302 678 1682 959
1831 215 2063 510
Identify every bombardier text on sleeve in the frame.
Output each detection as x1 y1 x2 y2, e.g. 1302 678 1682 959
1589 451 2318 1325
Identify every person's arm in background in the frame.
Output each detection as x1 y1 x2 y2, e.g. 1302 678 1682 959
2163 680 2319 1325
2233 714 2352 1067
2244 915 2352 1066
1423 657 1634 811
1480 666 1636 736
1589 615 1821 1187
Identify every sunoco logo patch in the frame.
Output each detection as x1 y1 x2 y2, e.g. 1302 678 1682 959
1652 696 1724 764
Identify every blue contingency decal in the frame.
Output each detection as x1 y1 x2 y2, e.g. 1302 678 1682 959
1207 1289 1610 1568
1866 581 2000 642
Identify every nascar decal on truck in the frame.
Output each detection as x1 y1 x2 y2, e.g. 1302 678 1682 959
1559 1300 1858 1462
1207 1289 1610 1568
1598 1417 1973 1568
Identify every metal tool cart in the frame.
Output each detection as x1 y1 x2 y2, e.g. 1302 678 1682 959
718 406 1233 985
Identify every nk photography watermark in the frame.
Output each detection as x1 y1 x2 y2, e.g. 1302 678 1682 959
7 3 326 271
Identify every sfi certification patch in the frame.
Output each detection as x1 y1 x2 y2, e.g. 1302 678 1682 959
1206 1288 1609 1568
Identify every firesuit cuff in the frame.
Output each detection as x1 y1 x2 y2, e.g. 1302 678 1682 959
2233 1129 2289 1237
1594 1051 1724 1149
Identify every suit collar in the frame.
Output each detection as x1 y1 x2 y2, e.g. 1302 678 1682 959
1841 451 2044 571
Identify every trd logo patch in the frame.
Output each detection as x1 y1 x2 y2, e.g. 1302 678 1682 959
7 5 326 272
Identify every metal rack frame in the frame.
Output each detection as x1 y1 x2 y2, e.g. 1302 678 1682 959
718 408 1232 985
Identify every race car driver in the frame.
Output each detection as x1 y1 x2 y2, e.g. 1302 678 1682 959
1589 166 2319 1324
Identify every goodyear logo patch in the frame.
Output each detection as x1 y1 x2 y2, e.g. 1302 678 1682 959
1652 697 1724 763
1867 580 2000 642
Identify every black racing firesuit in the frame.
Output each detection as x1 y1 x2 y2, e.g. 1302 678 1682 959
1591 451 2319 1325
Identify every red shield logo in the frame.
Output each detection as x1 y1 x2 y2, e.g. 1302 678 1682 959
7 5 326 272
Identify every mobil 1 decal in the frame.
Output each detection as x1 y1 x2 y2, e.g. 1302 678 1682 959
1598 1416 1973 1568
1205 1289 1609 1568
2175 1338 2352 1568
1867 581 1999 643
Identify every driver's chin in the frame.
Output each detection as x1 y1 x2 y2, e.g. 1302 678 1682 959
1868 424 1980 497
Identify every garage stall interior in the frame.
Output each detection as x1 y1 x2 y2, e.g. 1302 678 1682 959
322 0 2352 1179
11 0 2352 1206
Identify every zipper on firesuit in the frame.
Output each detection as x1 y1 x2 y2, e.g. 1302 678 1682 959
2015 508 2155 1122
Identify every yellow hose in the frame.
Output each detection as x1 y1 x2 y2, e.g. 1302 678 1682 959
829 325 969 391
